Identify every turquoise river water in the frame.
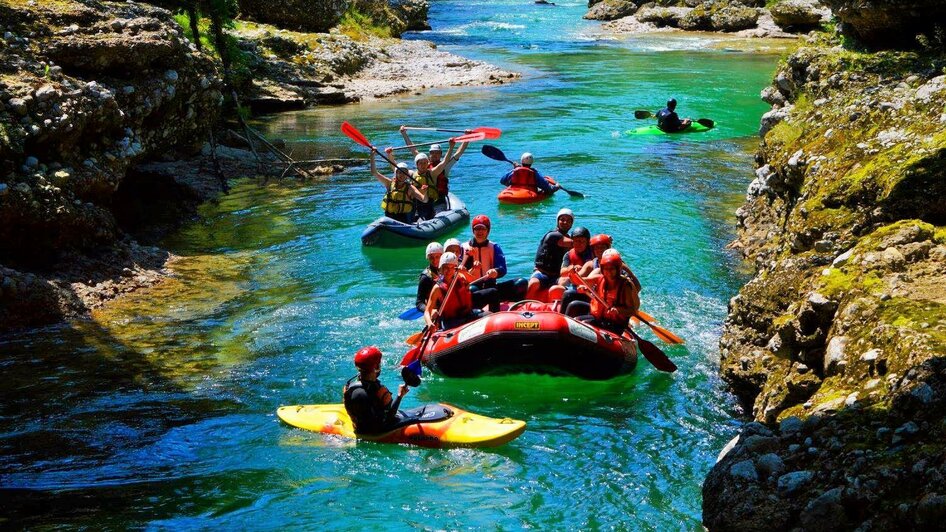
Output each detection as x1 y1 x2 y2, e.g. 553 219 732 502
0 1 789 528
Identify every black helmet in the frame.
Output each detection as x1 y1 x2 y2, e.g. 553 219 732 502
571 226 590 239
667 98 677 109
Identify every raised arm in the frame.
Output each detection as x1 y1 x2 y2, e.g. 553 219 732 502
430 139 457 178
424 284 443 327
399 126 419 156
371 150 392 189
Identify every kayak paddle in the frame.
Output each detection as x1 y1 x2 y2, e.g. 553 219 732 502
391 131 487 151
633 111 715 130
481 145 584 198
403 126 502 139
545 177 584 199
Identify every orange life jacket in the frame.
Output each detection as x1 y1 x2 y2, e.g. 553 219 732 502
590 275 633 327
437 275 472 320
509 166 538 192
461 240 496 279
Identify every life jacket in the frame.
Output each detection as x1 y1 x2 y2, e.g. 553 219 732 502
437 275 472 321
462 239 495 279
534 230 568 276
509 166 538 192
435 172 449 197
381 180 414 215
413 169 440 203
343 376 394 434
566 247 594 267
590 276 632 327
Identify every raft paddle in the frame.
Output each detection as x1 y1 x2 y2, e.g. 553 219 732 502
567 271 678 373
402 126 502 139
481 145 584 198
391 131 487 151
398 307 424 320
341 121 401 167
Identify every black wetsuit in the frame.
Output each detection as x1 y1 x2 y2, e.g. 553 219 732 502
656 108 684 133
343 376 404 434
415 266 438 312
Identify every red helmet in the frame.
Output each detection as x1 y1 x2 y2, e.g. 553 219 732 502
600 248 622 269
354 346 383 370
590 234 612 247
471 214 491 231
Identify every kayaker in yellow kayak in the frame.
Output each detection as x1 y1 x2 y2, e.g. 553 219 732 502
343 346 409 434
371 149 428 224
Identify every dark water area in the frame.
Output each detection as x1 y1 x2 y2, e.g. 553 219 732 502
0 0 790 528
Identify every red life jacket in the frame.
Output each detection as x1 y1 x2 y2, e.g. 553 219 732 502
590 275 632 327
437 275 472 320
510 166 538 192
436 172 449 196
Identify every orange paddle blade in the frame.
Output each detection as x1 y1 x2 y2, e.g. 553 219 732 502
472 127 502 139
405 330 424 346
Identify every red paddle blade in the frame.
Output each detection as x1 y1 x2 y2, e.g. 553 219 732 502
341 121 372 149
472 127 502 139
453 131 487 143
400 345 420 366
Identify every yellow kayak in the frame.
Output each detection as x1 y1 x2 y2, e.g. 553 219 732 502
276 403 526 448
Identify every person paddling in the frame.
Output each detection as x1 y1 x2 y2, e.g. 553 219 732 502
574 249 640 335
416 242 443 313
526 208 575 301
557 226 594 314
586 234 641 292
656 98 692 133
461 215 524 311
425 252 479 330
500 152 558 195
371 149 427 224
343 346 408 435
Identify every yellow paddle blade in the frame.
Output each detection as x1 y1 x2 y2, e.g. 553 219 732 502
633 311 685 345
405 330 424 346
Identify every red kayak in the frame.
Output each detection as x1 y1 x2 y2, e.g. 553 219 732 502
414 308 638 380
497 177 559 205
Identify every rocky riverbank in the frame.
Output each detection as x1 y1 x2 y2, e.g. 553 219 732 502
588 0 830 39
702 1 946 529
0 0 517 334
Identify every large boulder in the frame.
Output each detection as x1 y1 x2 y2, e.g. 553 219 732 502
679 0 760 31
821 0 946 48
237 0 348 33
584 0 639 21
770 0 826 31
636 6 692 27
391 0 430 31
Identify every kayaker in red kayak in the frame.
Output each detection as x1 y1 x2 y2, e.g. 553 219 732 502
575 249 640 334
415 242 443 313
343 346 409 434
499 152 558 196
425 252 481 329
526 208 575 301
371 149 428 224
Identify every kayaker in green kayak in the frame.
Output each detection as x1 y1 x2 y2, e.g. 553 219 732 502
656 98 692 133
343 346 409 434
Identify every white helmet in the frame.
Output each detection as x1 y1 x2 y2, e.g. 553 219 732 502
439 251 459 268
414 152 429 163
557 208 574 220
444 238 462 251
425 241 443 258
521 152 534 165
429 143 442 153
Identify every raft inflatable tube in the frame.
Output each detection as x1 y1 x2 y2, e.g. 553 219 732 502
497 186 553 205
419 310 638 379
627 122 713 136
277 403 526 448
361 193 469 247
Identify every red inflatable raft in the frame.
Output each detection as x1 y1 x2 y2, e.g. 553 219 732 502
415 309 638 380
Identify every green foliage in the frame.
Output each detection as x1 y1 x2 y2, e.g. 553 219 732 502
337 5 393 41
173 12 214 50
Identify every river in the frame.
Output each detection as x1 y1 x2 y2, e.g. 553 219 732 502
0 0 786 528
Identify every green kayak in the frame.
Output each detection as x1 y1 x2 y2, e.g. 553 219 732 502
626 122 713 136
